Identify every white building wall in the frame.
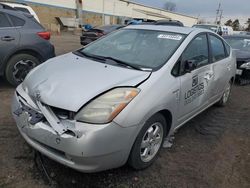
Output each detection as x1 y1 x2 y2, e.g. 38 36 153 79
23 0 197 26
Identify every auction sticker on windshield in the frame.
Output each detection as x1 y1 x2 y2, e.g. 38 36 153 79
157 34 183 40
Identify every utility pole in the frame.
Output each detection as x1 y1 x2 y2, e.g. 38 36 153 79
219 10 223 25
215 2 223 25
76 0 83 28
102 0 105 25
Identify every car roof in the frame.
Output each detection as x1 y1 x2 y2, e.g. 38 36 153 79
124 25 207 35
223 35 250 39
0 1 28 6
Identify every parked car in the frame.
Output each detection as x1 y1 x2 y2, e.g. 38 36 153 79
0 4 55 86
224 35 250 84
155 19 184 27
133 19 184 27
193 24 233 36
0 1 40 22
12 25 236 173
80 24 124 45
239 31 250 36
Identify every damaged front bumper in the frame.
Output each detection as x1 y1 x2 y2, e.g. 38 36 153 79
12 85 138 173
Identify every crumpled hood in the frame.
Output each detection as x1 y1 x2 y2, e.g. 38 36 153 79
22 53 150 112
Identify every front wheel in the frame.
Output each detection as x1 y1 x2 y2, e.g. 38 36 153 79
5 54 40 86
217 81 232 107
128 113 166 170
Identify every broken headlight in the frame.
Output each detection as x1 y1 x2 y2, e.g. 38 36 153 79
75 87 140 124
240 62 250 69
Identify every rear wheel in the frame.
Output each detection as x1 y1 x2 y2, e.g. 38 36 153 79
217 81 232 107
128 113 166 170
5 54 40 86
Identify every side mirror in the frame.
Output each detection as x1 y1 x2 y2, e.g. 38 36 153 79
184 60 196 73
218 31 223 36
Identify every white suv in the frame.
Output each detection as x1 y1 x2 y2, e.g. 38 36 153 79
1 1 40 22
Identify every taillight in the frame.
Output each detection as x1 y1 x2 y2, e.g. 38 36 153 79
37 31 51 40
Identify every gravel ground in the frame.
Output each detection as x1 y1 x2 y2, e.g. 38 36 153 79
0 32 249 188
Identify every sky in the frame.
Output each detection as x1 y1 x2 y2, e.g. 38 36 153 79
133 0 250 24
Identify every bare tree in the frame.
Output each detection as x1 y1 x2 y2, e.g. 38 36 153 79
164 1 176 12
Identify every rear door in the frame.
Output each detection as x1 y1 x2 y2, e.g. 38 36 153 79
208 34 231 101
0 12 20 65
177 33 215 123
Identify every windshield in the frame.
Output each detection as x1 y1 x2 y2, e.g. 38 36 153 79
193 25 218 32
224 37 250 51
80 29 186 69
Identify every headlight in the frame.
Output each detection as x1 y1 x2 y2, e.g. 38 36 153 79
240 62 250 69
75 87 140 124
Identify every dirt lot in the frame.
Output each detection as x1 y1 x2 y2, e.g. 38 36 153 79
0 32 249 188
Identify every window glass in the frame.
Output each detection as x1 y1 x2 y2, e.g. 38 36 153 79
81 29 186 69
0 13 11 28
224 37 250 52
210 35 226 62
14 7 31 14
8 14 25 26
181 34 209 71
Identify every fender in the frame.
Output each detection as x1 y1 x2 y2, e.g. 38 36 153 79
0 45 45 76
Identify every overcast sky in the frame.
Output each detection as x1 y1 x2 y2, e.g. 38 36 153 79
134 0 250 23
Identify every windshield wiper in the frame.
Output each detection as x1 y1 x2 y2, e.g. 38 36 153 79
102 56 145 71
75 51 152 71
77 51 106 61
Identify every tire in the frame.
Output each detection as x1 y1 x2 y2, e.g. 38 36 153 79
128 113 166 170
5 53 40 86
216 81 232 107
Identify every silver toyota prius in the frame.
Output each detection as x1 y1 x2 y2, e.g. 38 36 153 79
12 25 236 173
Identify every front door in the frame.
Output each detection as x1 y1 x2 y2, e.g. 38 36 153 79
177 34 214 123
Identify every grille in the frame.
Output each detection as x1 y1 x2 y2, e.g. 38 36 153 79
50 106 75 120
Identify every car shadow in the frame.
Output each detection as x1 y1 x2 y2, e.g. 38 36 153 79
0 77 14 90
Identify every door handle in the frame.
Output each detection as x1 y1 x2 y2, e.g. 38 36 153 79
1 36 15 41
227 65 231 71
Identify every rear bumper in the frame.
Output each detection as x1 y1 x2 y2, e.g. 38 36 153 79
41 42 55 61
12 91 138 172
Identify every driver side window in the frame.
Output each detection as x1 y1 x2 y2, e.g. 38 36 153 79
180 34 209 74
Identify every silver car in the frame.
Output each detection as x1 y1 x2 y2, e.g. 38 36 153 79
12 25 236 172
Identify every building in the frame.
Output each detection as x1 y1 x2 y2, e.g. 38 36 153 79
11 0 198 31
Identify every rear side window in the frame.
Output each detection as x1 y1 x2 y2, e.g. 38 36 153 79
210 35 226 62
14 7 31 14
8 15 25 27
0 12 11 28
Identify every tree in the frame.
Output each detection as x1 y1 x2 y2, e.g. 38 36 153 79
246 18 250 31
164 1 176 12
224 19 233 27
232 19 240 31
